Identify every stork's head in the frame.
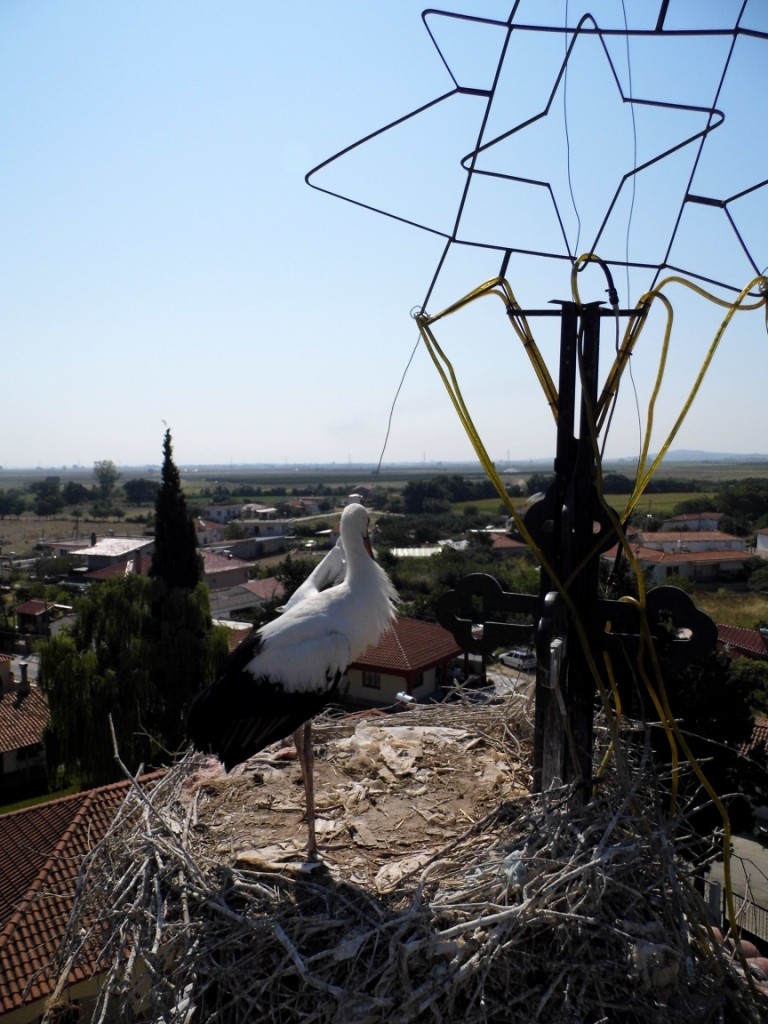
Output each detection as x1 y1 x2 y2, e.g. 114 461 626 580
341 502 374 558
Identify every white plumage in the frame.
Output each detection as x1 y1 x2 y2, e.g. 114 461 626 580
278 536 346 614
187 502 397 858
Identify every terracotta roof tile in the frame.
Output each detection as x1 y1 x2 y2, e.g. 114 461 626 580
603 543 748 566
245 577 285 601
0 773 163 1017
717 624 768 660
201 550 253 573
490 533 529 552
13 600 51 616
743 717 768 759
350 616 462 674
0 685 49 754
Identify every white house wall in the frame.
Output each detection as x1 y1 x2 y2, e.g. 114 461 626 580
344 667 439 706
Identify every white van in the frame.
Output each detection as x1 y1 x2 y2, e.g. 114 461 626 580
499 648 537 671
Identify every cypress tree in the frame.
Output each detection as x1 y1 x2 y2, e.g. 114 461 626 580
148 428 228 752
38 432 229 787
150 429 202 589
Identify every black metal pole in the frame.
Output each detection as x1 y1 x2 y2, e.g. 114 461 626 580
566 302 602 800
533 301 602 796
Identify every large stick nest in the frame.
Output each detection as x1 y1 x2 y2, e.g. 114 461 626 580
47 695 767 1023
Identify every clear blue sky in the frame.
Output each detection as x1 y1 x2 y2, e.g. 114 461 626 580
1 1 765 469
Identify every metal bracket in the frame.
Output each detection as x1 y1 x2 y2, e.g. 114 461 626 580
437 576 716 681
435 572 539 655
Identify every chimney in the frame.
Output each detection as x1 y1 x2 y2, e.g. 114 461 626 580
18 661 30 694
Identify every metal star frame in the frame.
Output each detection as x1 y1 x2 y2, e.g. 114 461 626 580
306 2 768 297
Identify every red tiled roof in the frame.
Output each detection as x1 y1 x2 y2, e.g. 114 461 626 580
0 773 163 1018
201 550 253 573
717 624 768 660
662 512 724 524
245 577 286 602
603 543 748 566
227 627 252 653
13 600 51 616
0 685 49 754
641 530 740 545
351 616 462 674
85 556 152 580
490 533 529 552
743 717 768 759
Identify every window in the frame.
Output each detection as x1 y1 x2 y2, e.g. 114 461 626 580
362 670 381 690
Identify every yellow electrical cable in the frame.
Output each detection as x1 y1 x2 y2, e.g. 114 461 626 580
417 266 763 941
419 277 560 419
417 308 620 780
623 274 768 522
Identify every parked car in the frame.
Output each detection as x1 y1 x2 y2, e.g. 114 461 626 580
499 648 536 671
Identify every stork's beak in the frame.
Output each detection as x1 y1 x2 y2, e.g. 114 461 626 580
363 531 374 558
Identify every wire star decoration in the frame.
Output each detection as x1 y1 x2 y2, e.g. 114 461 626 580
307 2 768 300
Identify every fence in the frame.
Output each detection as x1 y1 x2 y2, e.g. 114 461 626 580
704 879 768 948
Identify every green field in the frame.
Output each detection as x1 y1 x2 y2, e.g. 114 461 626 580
0 459 766 558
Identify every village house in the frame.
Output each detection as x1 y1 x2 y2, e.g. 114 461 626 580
239 503 279 520
756 528 768 559
208 576 286 621
13 600 55 636
0 657 48 800
201 503 245 524
200 550 254 591
602 529 751 587
344 616 462 707
0 773 164 1024
717 624 768 662
659 511 727 532
489 532 530 556
195 518 226 546
71 536 155 573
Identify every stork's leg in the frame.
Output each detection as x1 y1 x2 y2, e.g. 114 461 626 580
293 722 318 861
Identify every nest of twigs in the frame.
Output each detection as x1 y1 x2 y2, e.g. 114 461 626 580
46 695 766 1023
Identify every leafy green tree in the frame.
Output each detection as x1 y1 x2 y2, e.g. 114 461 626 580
94 459 120 501
746 562 768 593
123 478 161 505
601 473 635 494
671 496 718 516
0 488 25 518
62 481 91 505
30 477 64 518
149 430 202 590
38 574 153 788
526 472 554 496
275 553 317 603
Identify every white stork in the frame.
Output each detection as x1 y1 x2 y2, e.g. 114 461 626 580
186 503 397 860
278 535 346 613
